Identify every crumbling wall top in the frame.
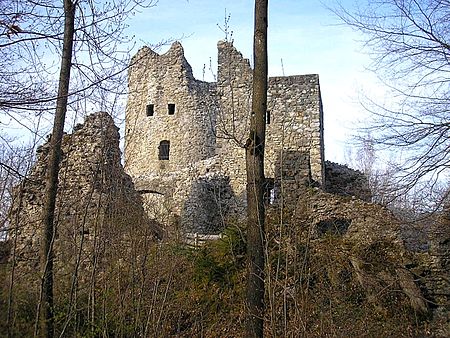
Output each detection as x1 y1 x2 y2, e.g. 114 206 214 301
130 41 194 81
217 40 252 85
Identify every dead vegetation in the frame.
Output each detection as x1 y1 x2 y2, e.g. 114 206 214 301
2 188 446 336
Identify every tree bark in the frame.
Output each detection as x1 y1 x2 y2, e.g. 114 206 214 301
39 1 76 337
245 0 268 337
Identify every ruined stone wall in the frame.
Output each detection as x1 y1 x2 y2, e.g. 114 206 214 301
132 156 238 234
124 41 325 233
215 42 325 196
273 151 312 214
9 112 158 274
215 41 253 197
288 189 449 336
324 161 371 201
423 210 450 332
125 42 217 176
266 75 324 184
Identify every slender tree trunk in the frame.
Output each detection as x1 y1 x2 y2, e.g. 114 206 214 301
245 0 268 337
39 1 76 336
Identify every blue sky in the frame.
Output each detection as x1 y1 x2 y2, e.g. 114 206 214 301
128 0 379 163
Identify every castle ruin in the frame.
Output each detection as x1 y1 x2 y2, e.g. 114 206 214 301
4 41 448 336
125 41 325 233
8 112 160 274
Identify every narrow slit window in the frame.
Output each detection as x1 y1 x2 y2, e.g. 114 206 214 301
146 104 154 117
266 110 271 124
264 178 275 204
168 103 175 115
158 140 170 160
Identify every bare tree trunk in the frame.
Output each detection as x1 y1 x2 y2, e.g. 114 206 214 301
245 0 268 337
39 1 76 336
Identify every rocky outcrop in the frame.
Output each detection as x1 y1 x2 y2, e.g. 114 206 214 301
290 188 448 336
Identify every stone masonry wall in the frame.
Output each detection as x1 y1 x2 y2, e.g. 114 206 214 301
216 41 253 197
9 112 158 275
266 75 324 184
124 41 325 233
125 42 217 176
215 42 325 196
132 156 241 235
324 161 371 201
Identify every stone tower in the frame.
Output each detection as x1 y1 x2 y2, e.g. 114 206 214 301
125 42 217 176
125 41 325 233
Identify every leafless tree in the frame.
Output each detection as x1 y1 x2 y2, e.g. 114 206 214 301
334 0 450 202
1 1 157 336
245 0 268 336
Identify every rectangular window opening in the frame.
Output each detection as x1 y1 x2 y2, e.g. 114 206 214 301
266 110 271 124
159 140 170 160
168 103 175 115
146 104 154 117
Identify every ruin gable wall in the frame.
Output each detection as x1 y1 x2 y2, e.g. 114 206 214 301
216 41 253 195
214 41 325 196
